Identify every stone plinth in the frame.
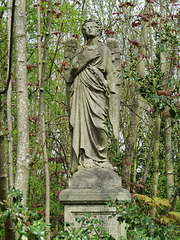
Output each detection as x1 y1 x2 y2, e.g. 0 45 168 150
59 166 131 239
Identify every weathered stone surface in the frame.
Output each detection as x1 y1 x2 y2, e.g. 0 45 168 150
63 204 127 239
64 18 119 174
60 187 130 204
60 167 131 239
60 183 130 239
68 166 122 189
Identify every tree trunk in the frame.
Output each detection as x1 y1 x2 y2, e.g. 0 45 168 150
7 0 14 191
170 159 180 211
14 0 30 205
151 113 161 225
37 0 52 238
139 4 155 190
164 118 174 203
141 132 154 185
133 137 138 183
122 91 140 190
122 3 148 189
160 0 174 204
0 95 15 240
0 1 15 238
7 85 14 190
152 114 161 198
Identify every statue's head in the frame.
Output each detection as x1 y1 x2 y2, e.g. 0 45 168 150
82 18 102 41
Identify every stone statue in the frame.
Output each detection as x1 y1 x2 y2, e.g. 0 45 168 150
64 19 121 174
61 22 130 239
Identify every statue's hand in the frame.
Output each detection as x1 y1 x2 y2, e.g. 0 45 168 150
70 48 101 77
85 48 101 63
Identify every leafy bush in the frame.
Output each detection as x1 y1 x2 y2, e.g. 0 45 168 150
55 215 115 240
0 189 114 239
0 188 48 240
1 189 180 240
108 194 180 240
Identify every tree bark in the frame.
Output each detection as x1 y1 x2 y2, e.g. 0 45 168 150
160 0 174 204
0 1 15 238
152 114 161 198
7 0 14 191
151 113 161 224
14 0 30 205
37 0 52 238
122 3 148 189
122 90 140 189
164 118 174 203
141 132 154 185
0 96 15 240
139 3 155 189
170 10 180 210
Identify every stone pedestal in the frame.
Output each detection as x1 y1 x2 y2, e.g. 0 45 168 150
60 166 131 239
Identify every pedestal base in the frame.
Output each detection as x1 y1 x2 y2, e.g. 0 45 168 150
59 167 131 239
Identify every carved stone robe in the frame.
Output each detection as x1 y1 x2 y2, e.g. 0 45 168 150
70 43 113 172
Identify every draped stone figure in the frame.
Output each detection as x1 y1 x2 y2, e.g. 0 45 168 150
61 20 131 239
64 19 120 173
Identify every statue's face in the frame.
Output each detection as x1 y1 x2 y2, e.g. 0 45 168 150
84 22 98 39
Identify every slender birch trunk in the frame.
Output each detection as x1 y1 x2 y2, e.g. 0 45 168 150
133 137 138 183
0 0 15 238
160 0 174 203
121 94 140 189
0 97 8 202
0 95 15 240
122 2 148 189
7 0 14 190
171 11 180 210
152 114 161 198
140 9 155 189
37 0 52 238
14 0 30 205
141 132 154 185
164 118 174 203
171 160 179 211
151 113 161 227
7 83 14 190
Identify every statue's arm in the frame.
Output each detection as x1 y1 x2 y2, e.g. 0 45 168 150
70 51 87 77
70 48 100 77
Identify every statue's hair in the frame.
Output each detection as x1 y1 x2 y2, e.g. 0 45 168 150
82 18 103 41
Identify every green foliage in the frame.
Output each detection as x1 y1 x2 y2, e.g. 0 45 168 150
120 68 179 120
0 188 49 240
108 194 180 240
1 190 180 240
0 192 115 240
56 215 115 240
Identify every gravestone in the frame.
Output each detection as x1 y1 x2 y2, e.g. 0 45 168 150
60 167 130 239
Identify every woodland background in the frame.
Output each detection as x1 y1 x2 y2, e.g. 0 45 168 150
0 0 179 239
